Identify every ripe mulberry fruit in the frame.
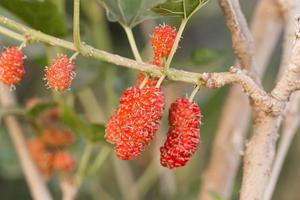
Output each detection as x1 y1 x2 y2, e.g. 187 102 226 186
41 128 74 147
151 24 177 60
160 98 201 169
29 138 54 177
53 151 75 173
45 54 76 92
168 98 201 128
105 86 165 160
0 47 25 86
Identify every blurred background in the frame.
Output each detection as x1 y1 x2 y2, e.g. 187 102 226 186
0 0 299 199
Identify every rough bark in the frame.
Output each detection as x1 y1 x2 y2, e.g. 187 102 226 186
199 0 282 199
241 16 300 200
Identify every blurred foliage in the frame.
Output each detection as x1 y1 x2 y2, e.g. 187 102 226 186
153 0 209 19
0 0 67 36
0 0 299 200
101 0 165 27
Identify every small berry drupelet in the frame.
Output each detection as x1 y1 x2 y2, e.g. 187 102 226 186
45 54 76 92
0 47 25 86
105 86 165 160
160 97 201 169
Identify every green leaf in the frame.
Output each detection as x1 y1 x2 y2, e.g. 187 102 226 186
152 0 209 19
60 102 105 143
191 48 224 65
100 0 166 27
0 0 67 36
27 102 57 118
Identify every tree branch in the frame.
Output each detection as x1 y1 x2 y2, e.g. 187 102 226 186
264 1 300 199
0 84 52 200
240 16 300 200
199 1 282 198
218 0 256 71
0 15 277 112
271 17 300 101
263 93 300 200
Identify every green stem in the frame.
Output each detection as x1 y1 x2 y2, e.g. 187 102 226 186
0 15 219 86
139 75 149 89
87 146 111 176
155 74 166 88
73 0 81 50
75 142 94 186
165 18 188 70
188 85 200 102
0 25 25 42
122 25 142 62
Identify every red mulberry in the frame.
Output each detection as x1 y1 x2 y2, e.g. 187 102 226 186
45 54 76 92
160 98 201 169
0 47 25 86
105 86 165 160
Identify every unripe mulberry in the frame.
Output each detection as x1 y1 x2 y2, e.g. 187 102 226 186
53 151 75 173
45 55 76 92
105 86 165 160
160 98 201 169
151 24 177 59
0 47 25 86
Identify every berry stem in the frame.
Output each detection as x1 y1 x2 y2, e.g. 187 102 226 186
122 24 151 89
87 146 111 176
188 85 200 102
0 25 25 42
122 25 143 63
74 142 93 186
73 0 81 51
70 52 79 61
18 41 26 50
164 18 188 70
155 74 166 88
139 74 149 89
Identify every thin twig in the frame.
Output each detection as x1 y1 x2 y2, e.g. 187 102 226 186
73 0 81 50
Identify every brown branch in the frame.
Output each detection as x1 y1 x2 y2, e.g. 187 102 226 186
0 84 52 200
218 0 256 71
264 1 300 199
271 18 300 101
199 0 282 198
263 93 300 200
240 16 300 200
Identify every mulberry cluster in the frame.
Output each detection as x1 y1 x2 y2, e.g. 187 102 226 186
106 24 181 160
0 47 25 86
160 98 201 169
105 86 164 160
45 54 76 92
29 128 75 178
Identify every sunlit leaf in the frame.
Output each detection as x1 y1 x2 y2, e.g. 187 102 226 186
153 0 209 19
100 0 166 27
